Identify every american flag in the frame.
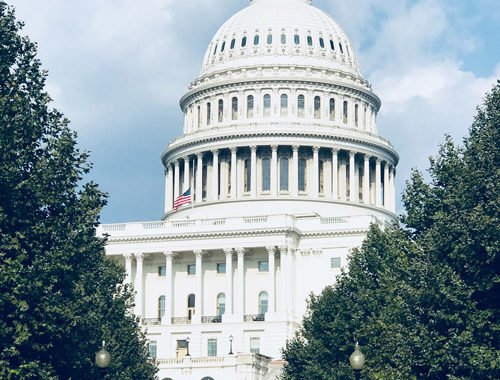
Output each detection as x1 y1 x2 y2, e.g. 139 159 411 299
173 188 192 211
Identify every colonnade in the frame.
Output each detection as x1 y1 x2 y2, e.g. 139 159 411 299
164 145 396 213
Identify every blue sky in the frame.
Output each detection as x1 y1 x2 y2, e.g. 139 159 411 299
8 0 499 223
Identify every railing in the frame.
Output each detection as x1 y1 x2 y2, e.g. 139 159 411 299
201 218 226 226
320 216 348 224
243 216 268 224
201 315 222 323
244 313 265 322
142 318 161 326
171 317 191 325
101 223 126 232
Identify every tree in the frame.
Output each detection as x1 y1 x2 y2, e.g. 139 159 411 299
282 82 500 379
0 2 157 379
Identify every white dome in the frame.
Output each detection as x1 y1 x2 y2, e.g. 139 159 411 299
199 0 360 78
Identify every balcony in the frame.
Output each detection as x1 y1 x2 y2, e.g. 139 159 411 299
201 315 222 323
244 313 265 322
142 318 161 326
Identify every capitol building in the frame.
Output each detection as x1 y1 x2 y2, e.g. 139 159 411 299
97 0 399 378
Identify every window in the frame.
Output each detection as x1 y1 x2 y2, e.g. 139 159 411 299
250 337 260 354
339 42 344 54
363 106 367 128
258 261 269 272
202 164 208 199
297 95 305 118
207 102 211 125
267 33 272 44
330 39 335 51
343 100 348 124
258 292 268 314
307 35 313 46
217 263 226 274
280 33 286 44
218 99 224 123
355 104 359 127
280 94 288 117
187 264 196 275
158 296 166 318
279 157 289 191
319 37 325 48
261 158 270 191
221 41 226 52
263 94 271 117
319 160 325 193
298 158 307 192
314 96 321 119
294 34 300 45
244 158 251 192
216 293 225 316
331 257 341 268
254 34 260 46
247 95 254 118
158 265 166 276
230 38 236 49
329 98 335 121
197 106 201 128
232 97 238 120
202 377 216 380
207 339 217 357
241 36 247 47
213 44 218 55
148 341 157 359
187 294 195 320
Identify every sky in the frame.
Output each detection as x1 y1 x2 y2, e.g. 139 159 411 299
7 0 500 223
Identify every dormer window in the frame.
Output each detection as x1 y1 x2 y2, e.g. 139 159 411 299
281 33 286 44
221 41 226 52
230 38 236 49
307 36 313 46
294 34 300 45
241 36 247 47
319 37 325 48
330 40 335 51
267 34 272 44
254 35 260 46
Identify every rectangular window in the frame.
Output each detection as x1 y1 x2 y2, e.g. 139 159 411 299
258 261 269 272
331 257 341 268
250 337 260 354
262 158 271 191
148 341 157 359
187 264 196 275
217 263 226 274
207 339 217 357
158 265 166 276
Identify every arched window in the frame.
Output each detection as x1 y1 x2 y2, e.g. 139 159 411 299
343 101 348 124
201 377 215 380
221 41 226 52
187 294 195 320
329 98 335 121
294 34 300 45
247 95 254 118
244 158 251 192
230 38 236 49
297 95 305 118
314 96 321 119
330 39 335 51
307 35 313 46
161 378 174 380
281 33 286 44
218 99 224 123
254 34 260 46
263 94 271 117
207 102 211 126
241 36 247 47
279 157 289 191
319 37 325 48
280 94 288 117
262 158 270 191
267 33 272 44
258 291 268 314
197 106 201 128
158 296 165 319
319 160 325 193
355 104 359 127
298 158 307 192
232 97 238 120
216 293 226 316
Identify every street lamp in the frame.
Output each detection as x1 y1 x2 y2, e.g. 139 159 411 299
349 341 365 380
228 335 234 355
185 337 191 357
95 340 111 379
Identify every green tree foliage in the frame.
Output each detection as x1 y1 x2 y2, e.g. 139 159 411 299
0 2 157 379
282 82 500 379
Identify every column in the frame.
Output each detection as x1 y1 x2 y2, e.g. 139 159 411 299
383 162 390 208
363 155 370 204
194 250 203 323
391 166 396 212
224 249 233 318
124 253 133 284
266 246 276 314
196 153 203 203
292 146 299 196
236 248 245 319
165 165 174 213
287 247 294 317
230 147 237 199
271 145 278 197
278 246 288 312
332 148 338 199
212 150 219 201
183 156 190 192
312 146 319 197
349 151 356 202
164 251 173 324
250 146 257 198
134 253 144 318
375 159 382 207
173 160 180 199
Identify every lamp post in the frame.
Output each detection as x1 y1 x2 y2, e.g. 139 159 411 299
95 340 111 379
349 341 365 380
185 337 191 357
229 335 234 355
